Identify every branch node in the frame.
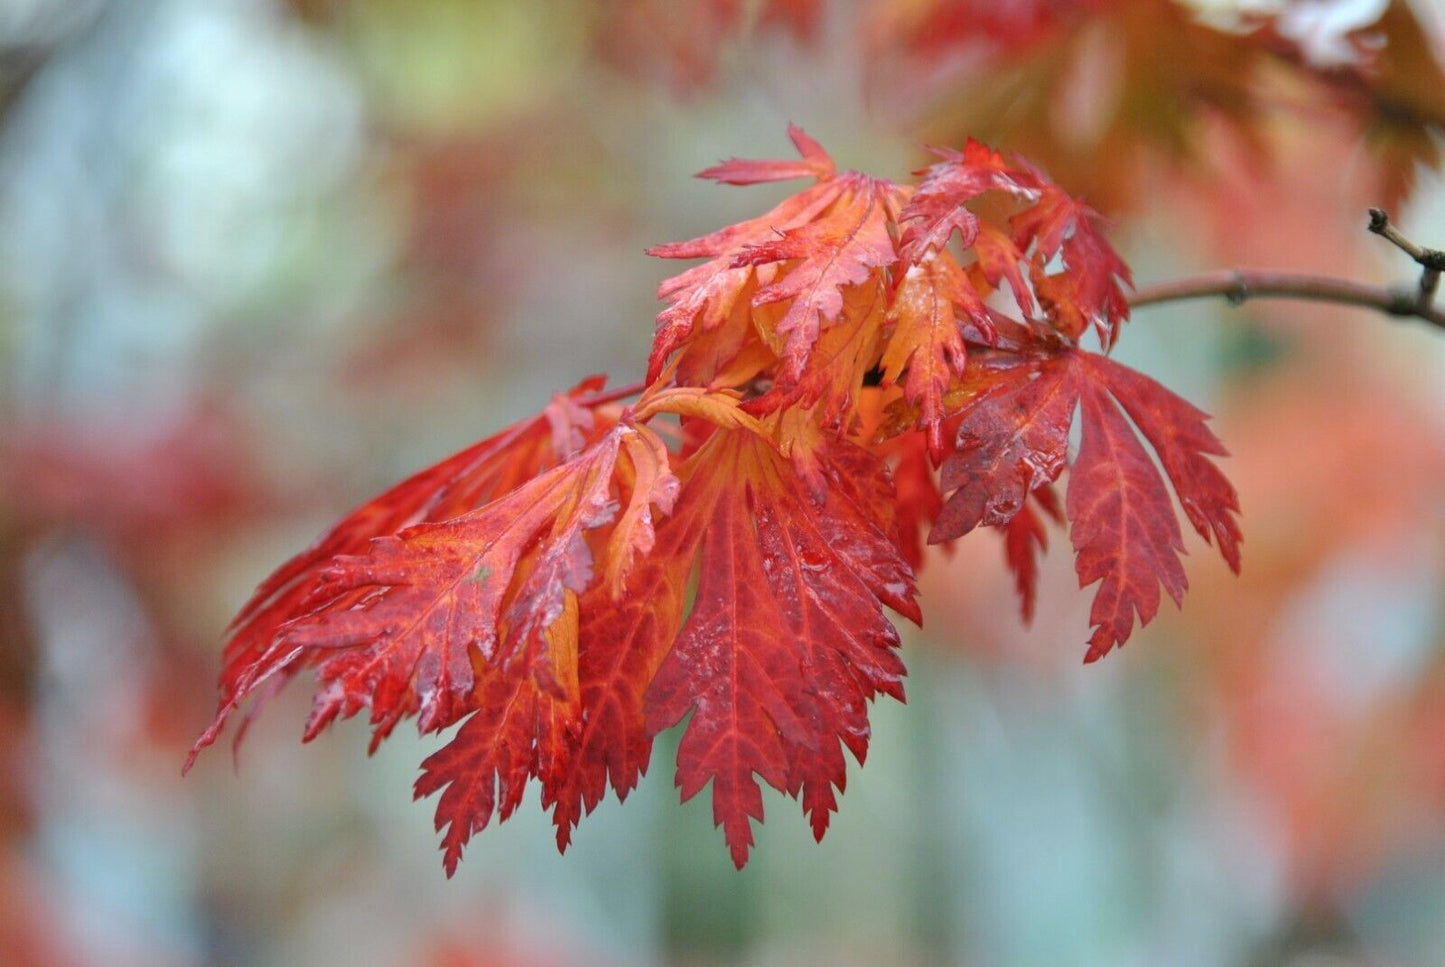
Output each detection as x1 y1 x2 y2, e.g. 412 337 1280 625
1128 269 1445 333
1225 271 1249 306
1385 290 1421 316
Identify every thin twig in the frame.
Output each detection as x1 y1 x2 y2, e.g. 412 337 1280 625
1368 208 1445 311
1367 208 1442 267
1128 269 1445 331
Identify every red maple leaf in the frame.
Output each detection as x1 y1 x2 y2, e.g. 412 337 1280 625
900 147 1131 345
880 248 989 460
649 127 896 384
413 637 576 877
408 423 917 873
931 349 1241 660
186 378 612 768
896 138 1036 264
645 430 917 866
1001 483 1063 625
415 462 697 872
281 421 676 743
931 353 1075 540
1010 183 1133 347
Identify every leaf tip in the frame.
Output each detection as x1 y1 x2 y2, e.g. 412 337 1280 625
729 841 752 870
1083 628 1117 664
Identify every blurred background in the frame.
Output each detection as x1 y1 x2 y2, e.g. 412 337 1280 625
2 0 1445 964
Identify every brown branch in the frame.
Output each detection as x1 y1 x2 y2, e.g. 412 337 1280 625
1128 270 1445 332
1130 209 1445 332
1368 208 1444 311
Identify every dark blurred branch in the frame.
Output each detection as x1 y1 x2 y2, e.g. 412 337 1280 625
0 2 114 127
0 45 50 119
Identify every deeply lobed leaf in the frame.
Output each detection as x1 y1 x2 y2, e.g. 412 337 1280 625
187 379 611 768
282 422 669 744
1010 183 1133 347
645 430 917 867
930 354 1074 541
930 349 1240 659
880 249 983 461
413 424 917 872
897 138 1036 263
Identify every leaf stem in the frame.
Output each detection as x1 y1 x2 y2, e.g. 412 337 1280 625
581 380 649 407
1128 269 1445 332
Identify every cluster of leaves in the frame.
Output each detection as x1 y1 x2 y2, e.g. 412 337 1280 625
190 127 1240 872
870 0 1445 210
263 0 1445 401
457 0 1444 211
